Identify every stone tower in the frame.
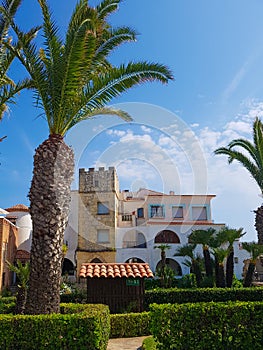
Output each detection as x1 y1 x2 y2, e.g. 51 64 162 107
76 167 119 273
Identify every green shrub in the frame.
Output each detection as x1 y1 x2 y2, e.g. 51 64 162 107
150 301 263 349
60 289 86 303
142 336 156 350
177 274 197 289
110 312 150 338
0 303 110 350
145 287 263 309
0 297 16 304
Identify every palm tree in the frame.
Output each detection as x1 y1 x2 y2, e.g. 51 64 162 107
6 260 30 314
174 244 202 287
154 244 171 286
215 118 263 244
8 0 173 314
188 228 215 278
212 247 228 288
242 242 263 287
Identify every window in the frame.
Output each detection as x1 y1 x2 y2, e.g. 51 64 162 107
150 205 164 218
137 208 144 218
97 229 110 243
97 202 109 215
172 206 183 218
192 206 207 221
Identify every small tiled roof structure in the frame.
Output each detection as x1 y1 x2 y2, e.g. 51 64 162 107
15 250 30 263
79 263 154 279
5 204 29 212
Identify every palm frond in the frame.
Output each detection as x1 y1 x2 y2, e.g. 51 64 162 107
96 0 121 19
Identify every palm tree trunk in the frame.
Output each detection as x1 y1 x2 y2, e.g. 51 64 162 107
226 249 234 288
254 205 263 244
192 260 202 287
243 262 256 287
203 248 213 277
25 135 74 314
15 288 27 314
217 263 226 288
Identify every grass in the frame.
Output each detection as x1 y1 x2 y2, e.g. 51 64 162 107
142 336 156 350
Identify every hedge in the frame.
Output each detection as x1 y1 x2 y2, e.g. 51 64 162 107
144 287 263 309
150 301 263 350
0 303 110 350
110 312 150 338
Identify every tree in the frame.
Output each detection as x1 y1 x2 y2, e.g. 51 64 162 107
188 228 215 278
242 242 263 287
6 260 30 314
211 247 228 288
215 118 263 244
154 244 171 287
174 243 202 287
8 0 173 314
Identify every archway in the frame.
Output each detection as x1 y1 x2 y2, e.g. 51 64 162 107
154 230 180 244
156 258 182 276
62 258 75 276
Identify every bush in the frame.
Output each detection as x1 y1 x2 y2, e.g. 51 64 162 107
177 274 197 289
142 336 156 350
0 303 110 350
60 289 86 303
150 301 263 349
110 312 150 338
144 287 263 309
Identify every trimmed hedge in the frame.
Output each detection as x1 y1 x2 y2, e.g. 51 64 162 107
110 312 150 338
145 287 263 309
150 301 263 350
0 303 110 350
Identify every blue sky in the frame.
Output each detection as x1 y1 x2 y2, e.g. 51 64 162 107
1 0 263 241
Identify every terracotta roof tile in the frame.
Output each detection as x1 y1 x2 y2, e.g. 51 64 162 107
79 263 154 279
5 204 29 212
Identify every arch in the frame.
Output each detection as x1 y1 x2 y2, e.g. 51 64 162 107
154 230 180 244
62 258 75 276
156 258 182 276
90 258 103 263
125 257 145 263
123 231 147 248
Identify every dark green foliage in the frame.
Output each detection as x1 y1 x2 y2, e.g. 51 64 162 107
0 303 110 350
150 301 263 349
60 289 87 303
142 336 156 350
144 287 263 309
177 274 197 289
110 312 150 338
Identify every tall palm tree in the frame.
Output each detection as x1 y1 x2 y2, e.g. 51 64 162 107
215 118 263 244
211 247 228 288
188 228 215 278
154 244 171 286
242 242 263 287
174 243 202 287
8 0 173 314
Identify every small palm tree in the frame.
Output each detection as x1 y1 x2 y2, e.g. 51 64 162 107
174 243 202 287
6 260 30 314
212 247 228 288
8 0 173 314
215 118 263 244
188 228 215 278
242 242 263 287
154 244 171 287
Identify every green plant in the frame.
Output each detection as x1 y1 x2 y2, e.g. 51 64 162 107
150 301 263 349
110 312 150 338
142 336 157 350
177 274 197 289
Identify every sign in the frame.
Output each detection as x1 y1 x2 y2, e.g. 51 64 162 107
126 278 140 286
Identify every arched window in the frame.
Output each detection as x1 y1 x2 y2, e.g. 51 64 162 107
90 258 102 263
156 258 182 276
62 258 75 276
125 257 145 263
123 231 147 248
154 230 180 244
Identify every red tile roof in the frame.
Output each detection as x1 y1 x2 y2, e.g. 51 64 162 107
15 250 30 261
79 263 154 279
5 204 29 212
